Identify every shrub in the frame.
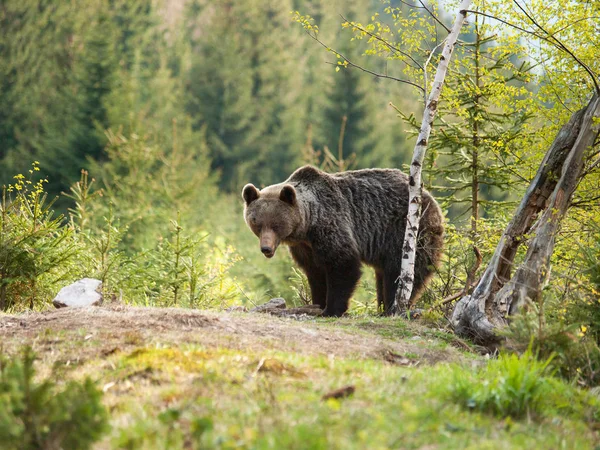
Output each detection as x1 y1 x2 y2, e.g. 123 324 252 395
0 163 83 311
124 221 241 309
445 349 558 418
0 347 109 449
503 299 600 386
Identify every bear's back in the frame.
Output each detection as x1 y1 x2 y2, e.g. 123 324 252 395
289 166 409 197
288 166 433 222
288 166 442 265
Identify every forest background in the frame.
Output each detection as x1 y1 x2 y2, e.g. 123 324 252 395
3 1 600 447
1 0 429 311
1 0 600 368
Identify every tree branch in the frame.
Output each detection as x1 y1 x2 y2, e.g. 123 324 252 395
465 6 600 95
432 246 482 309
398 0 451 33
512 0 599 94
304 30 425 93
339 14 424 71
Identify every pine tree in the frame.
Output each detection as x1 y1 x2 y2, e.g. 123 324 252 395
0 1 78 192
183 0 305 190
419 15 533 233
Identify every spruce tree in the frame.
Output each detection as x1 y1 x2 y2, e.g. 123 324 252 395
0 0 156 198
420 15 533 232
299 0 414 171
0 1 78 192
183 0 305 190
319 44 378 166
71 11 117 163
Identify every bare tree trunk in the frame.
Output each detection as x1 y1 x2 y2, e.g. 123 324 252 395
392 0 473 314
497 95 600 316
452 94 600 345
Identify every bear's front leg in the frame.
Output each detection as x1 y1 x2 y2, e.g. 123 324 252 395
307 271 327 309
323 259 362 317
289 244 327 308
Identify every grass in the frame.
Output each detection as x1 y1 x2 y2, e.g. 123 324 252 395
83 346 597 449
445 350 559 418
333 316 478 356
2 311 599 449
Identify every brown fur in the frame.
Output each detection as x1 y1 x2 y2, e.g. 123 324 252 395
242 165 444 316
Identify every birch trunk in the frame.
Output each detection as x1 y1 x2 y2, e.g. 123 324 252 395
452 94 600 345
391 0 473 314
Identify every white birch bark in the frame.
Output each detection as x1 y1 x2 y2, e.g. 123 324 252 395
392 0 473 314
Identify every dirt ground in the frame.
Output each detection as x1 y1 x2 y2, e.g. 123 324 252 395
0 305 471 367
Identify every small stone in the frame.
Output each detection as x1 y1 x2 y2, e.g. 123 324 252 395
225 306 248 313
300 327 319 337
249 298 286 313
53 278 103 309
403 308 424 320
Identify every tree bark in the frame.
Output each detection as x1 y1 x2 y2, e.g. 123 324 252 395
392 0 473 314
452 94 600 345
471 14 481 239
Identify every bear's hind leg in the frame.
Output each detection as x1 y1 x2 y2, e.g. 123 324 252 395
408 263 433 308
382 264 432 313
382 268 400 315
408 243 437 307
323 259 362 317
376 271 384 312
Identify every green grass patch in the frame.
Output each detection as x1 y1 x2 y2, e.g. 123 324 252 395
88 345 600 449
441 349 599 420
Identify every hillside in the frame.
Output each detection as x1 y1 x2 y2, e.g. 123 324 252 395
1 306 597 449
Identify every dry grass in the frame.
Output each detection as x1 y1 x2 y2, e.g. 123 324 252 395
0 304 470 368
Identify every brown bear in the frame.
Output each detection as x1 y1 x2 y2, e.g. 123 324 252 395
242 165 444 316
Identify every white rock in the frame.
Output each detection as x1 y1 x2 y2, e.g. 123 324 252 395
53 278 103 308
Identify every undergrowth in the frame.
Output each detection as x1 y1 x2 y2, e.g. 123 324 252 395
1 157 244 312
0 347 108 450
444 349 567 419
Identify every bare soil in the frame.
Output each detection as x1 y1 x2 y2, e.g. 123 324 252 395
0 305 471 367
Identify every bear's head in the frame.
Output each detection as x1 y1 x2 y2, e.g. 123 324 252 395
242 183 301 258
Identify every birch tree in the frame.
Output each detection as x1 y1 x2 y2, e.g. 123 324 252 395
391 0 473 314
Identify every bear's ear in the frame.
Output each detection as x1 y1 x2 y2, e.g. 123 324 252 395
279 184 296 206
242 184 260 205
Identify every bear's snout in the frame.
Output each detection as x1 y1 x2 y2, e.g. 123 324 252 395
261 246 274 258
260 229 279 258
